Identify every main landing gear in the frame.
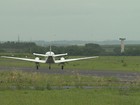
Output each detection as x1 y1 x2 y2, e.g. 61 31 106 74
60 63 65 70
61 65 64 70
36 62 40 70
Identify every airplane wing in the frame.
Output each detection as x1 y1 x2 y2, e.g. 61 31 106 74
55 56 98 63
1 56 46 63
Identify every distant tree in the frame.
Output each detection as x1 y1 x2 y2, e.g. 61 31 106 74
125 47 140 56
84 43 104 56
0 41 38 53
113 47 121 55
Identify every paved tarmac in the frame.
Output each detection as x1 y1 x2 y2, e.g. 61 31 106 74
0 66 140 81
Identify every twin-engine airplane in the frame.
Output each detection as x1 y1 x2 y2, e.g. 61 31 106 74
1 48 98 70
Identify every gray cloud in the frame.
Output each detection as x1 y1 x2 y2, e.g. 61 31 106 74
0 0 140 41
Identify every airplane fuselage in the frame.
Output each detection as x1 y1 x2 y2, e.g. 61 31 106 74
45 56 55 63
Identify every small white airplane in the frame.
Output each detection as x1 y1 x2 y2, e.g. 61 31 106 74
1 47 98 70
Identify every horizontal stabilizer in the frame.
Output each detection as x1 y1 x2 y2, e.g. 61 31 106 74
54 53 68 57
33 53 48 57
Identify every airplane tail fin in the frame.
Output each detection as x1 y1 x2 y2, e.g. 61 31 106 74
50 45 52 52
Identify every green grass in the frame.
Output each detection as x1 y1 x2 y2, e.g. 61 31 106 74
0 70 138 105
0 70 119 90
0 70 139 90
0 89 140 105
1 55 140 105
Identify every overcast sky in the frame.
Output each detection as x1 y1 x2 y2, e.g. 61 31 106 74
0 0 140 41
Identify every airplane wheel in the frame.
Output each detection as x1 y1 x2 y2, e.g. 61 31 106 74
61 65 64 70
36 62 39 70
49 66 51 69
36 65 39 70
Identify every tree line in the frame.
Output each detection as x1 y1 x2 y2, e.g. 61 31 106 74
1 41 140 56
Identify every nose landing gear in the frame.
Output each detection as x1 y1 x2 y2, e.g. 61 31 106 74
49 65 51 69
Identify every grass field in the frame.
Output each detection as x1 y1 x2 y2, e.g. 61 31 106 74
0 55 140 105
0 89 140 105
0 70 139 90
0 70 122 90
0 70 138 105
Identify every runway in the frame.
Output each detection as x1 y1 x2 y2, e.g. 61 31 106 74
0 66 140 81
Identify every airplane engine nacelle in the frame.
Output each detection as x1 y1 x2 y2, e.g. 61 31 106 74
60 57 65 61
35 57 40 61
